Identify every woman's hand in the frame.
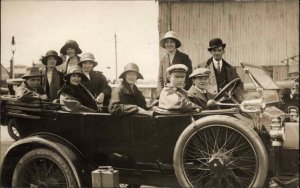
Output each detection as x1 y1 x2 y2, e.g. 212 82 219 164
40 94 48 101
96 93 105 104
136 107 153 117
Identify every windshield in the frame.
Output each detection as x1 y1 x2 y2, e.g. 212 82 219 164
241 63 280 104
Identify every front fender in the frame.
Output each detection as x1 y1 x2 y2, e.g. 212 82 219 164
0 133 94 187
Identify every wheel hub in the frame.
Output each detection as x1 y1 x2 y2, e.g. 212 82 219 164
208 152 231 176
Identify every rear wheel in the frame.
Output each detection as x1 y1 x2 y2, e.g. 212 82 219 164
12 148 78 188
174 115 268 188
7 118 20 141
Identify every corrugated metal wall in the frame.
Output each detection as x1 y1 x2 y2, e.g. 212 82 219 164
158 0 299 76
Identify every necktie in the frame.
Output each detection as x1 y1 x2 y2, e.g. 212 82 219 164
217 62 221 73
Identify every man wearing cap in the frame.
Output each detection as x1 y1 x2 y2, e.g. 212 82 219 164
188 68 214 109
159 64 200 112
158 31 193 95
15 66 49 103
196 38 244 101
78 52 112 107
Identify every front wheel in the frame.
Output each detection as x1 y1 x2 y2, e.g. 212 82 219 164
174 115 268 188
12 148 78 188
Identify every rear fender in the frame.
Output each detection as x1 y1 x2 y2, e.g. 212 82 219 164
0 133 93 187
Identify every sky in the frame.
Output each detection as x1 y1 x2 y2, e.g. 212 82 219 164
1 0 159 81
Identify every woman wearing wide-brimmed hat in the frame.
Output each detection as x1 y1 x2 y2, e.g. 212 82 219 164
157 31 193 95
108 63 152 116
58 40 82 75
40 50 64 101
58 65 98 112
78 52 111 107
15 66 48 103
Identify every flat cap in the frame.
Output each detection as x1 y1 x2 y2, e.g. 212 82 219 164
167 64 188 74
189 68 211 78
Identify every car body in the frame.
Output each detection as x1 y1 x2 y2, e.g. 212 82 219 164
0 63 299 188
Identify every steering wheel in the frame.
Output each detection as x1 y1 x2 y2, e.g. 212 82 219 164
214 78 241 104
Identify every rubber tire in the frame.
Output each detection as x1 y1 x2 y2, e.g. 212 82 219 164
7 118 20 141
173 115 268 188
12 148 78 188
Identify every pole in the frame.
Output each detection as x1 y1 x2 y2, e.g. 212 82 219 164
11 36 16 78
114 32 118 83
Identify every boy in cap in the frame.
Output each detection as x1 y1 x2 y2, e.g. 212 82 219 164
159 64 200 112
188 68 214 109
196 38 244 101
15 66 49 103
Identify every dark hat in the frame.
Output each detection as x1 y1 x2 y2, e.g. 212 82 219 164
160 31 181 48
63 65 88 82
41 50 63 66
60 40 82 55
119 63 143 79
189 68 211 78
78 52 98 67
21 66 43 79
208 38 226 51
167 64 188 74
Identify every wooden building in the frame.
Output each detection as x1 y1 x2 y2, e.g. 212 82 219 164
158 0 299 81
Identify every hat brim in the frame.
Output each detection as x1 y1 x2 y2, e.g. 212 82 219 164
64 73 89 82
189 74 210 78
160 37 181 48
208 44 226 51
60 43 82 55
78 60 98 67
22 74 44 79
119 71 143 80
41 55 63 66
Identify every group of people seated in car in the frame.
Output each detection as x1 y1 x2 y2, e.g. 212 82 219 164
15 31 244 116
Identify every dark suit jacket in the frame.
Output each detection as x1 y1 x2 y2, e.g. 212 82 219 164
157 50 193 95
197 57 244 101
82 70 112 106
187 85 214 109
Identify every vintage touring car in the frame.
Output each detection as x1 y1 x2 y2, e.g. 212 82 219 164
0 63 298 188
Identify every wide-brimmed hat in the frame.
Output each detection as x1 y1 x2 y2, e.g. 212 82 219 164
189 68 211 78
60 40 82 55
41 50 63 66
21 66 43 79
78 52 98 67
167 64 188 75
160 31 181 48
63 65 88 82
208 38 226 51
119 63 143 79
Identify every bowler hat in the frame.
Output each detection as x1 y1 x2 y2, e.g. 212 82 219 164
60 40 82 55
41 50 63 66
189 68 211 78
119 63 143 79
167 64 188 74
160 31 181 48
22 66 43 79
78 52 98 67
64 65 88 82
208 38 226 51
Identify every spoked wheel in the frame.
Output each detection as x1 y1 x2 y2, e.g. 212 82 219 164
12 148 78 188
174 115 268 188
7 118 20 141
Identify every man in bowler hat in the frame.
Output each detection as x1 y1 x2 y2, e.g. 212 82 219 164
196 38 244 101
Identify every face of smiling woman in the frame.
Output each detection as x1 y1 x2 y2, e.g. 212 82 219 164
125 71 138 84
46 56 57 68
164 38 177 53
66 47 76 58
70 74 82 86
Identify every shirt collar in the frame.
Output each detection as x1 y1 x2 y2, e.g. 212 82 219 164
213 58 223 70
194 85 207 93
